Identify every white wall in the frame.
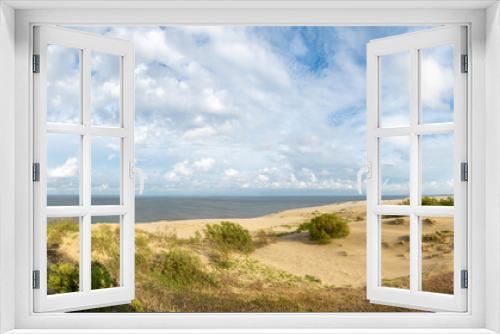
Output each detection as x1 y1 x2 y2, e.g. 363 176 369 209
0 2 15 333
485 2 500 332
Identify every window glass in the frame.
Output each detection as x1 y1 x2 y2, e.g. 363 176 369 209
47 217 80 295
380 136 410 205
380 215 410 289
91 216 121 289
379 52 411 128
91 136 121 205
420 45 454 124
421 133 454 206
47 45 81 124
421 216 454 294
47 133 81 206
91 52 122 127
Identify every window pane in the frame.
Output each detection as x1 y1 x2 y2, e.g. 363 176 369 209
91 137 121 205
421 133 454 206
47 45 81 124
47 217 80 295
47 133 80 206
421 216 454 294
420 45 454 124
380 136 410 205
379 52 410 128
381 215 410 289
91 52 121 127
91 216 121 289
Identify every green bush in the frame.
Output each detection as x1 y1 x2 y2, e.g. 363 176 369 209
298 213 350 244
151 248 217 290
91 262 115 290
401 196 454 206
423 196 454 206
204 221 254 253
47 261 116 295
47 263 79 294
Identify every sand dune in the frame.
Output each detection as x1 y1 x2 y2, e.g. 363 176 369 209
136 199 453 289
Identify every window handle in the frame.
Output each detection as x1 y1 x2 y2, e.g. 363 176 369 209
356 162 371 195
129 162 145 195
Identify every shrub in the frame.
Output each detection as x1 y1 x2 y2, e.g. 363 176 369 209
254 229 277 247
47 263 79 294
91 224 121 281
401 196 454 206
422 196 454 206
151 248 216 290
422 218 435 225
91 261 115 290
298 213 350 244
204 221 254 253
47 261 116 295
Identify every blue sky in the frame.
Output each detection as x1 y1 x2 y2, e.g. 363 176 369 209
46 26 454 197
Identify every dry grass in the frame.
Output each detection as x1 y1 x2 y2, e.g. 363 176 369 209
46 201 455 313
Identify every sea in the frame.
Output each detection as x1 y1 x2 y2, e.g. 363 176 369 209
47 195 403 223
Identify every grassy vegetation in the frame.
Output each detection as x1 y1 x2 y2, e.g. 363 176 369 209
297 213 350 244
151 248 218 290
401 196 454 206
204 221 254 253
47 216 453 313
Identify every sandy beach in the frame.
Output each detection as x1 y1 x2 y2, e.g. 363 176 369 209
136 199 453 289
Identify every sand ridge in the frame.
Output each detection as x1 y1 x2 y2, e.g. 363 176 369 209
135 199 452 288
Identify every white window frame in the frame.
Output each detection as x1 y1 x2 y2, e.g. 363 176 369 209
32 25 135 312
1 1 499 333
366 26 468 312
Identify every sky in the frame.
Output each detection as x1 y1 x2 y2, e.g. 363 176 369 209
45 26 455 197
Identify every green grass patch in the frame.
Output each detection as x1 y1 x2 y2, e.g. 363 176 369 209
401 196 454 206
204 221 254 253
151 248 217 290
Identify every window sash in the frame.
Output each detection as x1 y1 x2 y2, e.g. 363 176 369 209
32 25 135 312
366 25 468 312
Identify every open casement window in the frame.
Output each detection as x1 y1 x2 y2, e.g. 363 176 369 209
366 26 468 312
33 26 135 312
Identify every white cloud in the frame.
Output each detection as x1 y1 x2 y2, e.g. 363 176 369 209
202 88 225 113
224 168 239 177
421 57 453 109
165 157 216 182
49 158 78 178
182 126 217 140
193 158 216 171
165 160 192 181
257 174 269 182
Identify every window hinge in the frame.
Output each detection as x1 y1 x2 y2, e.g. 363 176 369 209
461 54 468 73
32 270 40 289
32 162 40 182
461 269 468 289
32 54 40 73
461 162 468 182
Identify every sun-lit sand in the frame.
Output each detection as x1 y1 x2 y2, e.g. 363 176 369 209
136 199 453 289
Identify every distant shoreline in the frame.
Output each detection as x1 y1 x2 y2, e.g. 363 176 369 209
47 194 412 222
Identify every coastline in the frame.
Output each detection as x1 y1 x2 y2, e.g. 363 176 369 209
136 199 371 288
134 198 452 289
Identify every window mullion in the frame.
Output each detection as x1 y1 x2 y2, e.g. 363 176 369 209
81 47 92 293
409 48 420 293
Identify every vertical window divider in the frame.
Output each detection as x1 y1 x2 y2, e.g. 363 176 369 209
81 47 91 293
409 48 420 294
